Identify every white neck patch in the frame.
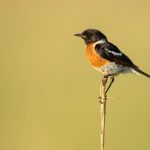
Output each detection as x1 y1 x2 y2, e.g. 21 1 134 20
93 40 123 57
93 39 106 47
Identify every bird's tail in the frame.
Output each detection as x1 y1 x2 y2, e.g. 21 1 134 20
132 66 150 78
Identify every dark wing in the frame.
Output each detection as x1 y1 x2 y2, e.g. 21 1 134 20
95 42 136 67
95 42 150 78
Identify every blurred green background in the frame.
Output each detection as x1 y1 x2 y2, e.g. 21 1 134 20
0 0 150 150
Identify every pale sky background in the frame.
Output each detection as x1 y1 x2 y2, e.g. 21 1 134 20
0 1 150 150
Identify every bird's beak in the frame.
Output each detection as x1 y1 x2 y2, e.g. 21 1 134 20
74 33 83 37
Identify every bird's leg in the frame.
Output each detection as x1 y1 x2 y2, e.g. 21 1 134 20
98 75 115 103
102 75 108 86
105 76 115 95
99 76 108 104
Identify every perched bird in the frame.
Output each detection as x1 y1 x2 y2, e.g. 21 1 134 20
75 29 150 93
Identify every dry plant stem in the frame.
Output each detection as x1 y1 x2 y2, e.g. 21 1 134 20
99 76 108 150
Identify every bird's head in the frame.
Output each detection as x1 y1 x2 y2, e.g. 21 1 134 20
74 29 107 44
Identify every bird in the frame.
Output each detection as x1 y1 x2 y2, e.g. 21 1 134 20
74 29 150 94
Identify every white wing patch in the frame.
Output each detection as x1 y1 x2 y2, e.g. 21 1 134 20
93 40 123 57
106 48 123 56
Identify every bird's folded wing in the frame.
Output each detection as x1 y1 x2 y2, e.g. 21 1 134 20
95 42 136 67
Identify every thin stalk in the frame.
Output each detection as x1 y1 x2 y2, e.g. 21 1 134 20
99 77 108 150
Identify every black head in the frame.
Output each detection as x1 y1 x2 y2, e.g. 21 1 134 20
74 29 107 44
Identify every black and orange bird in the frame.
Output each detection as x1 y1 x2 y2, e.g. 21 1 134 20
75 29 150 93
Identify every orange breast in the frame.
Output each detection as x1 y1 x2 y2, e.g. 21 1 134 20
85 43 110 67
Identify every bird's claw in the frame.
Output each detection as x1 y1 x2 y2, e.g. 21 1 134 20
98 96 107 104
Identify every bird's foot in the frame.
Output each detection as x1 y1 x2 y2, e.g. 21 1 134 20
98 96 107 104
102 76 108 86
